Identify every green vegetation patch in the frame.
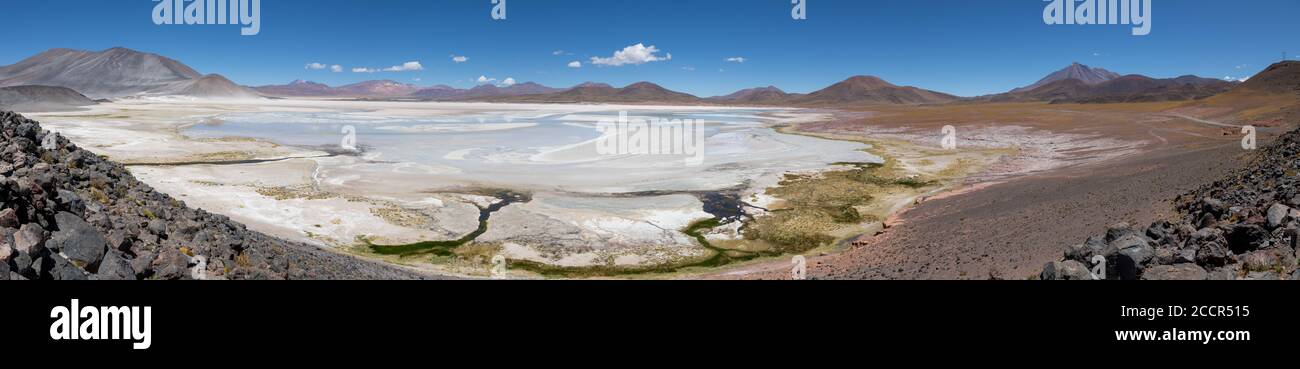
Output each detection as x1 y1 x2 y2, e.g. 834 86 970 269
744 163 934 253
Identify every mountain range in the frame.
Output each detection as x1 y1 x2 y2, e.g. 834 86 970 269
0 47 1268 109
985 63 1238 104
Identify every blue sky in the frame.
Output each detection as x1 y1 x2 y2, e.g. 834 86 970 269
1 0 1297 97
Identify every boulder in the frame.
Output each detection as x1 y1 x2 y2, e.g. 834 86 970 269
13 223 45 255
1177 247 1198 264
10 251 34 276
46 254 87 280
1040 260 1093 280
95 250 136 280
1146 220 1180 247
1065 236 1107 263
1108 234 1154 266
1153 247 1178 265
147 219 167 236
129 250 154 279
51 212 107 268
151 249 189 280
1191 228 1233 267
1201 198 1227 217
1225 224 1270 254
1141 264 1208 280
0 242 11 263
1267 203 1292 229
55 189 85 217
0 208 17 228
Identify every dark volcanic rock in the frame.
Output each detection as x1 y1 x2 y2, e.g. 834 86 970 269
45 253 86 280
151 248 189 280
1046 119 1300 280
1040 260 1092 280
95 250 135 280
51 211 107 268
0 110 431 280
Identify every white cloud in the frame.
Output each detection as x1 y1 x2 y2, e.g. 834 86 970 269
552 50 571 56
476 75 497 84
590 43 672 66
352 67 378 73
413 77 422 82
568 61 582 68
330 65 343 73
682 66 695 71
725 57 747 63
501 77 517 86
383 61 424 72
305 62 328 70
451 55 469 63
1224 76 1249 82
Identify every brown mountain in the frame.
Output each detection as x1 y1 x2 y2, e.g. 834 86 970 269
0 85 97 112
253 80 337 97
1012 62 1122 92
176 74 262 99
0 47 257 99
408 85 461 99
793 76 958 105
1229 61 1300 95
709 86 798 104
1192 61 1300 125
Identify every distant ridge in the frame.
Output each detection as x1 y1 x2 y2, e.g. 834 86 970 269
258 80 563 100
0 47 258 99
489 81 701 104
253 80 336 97
335 80 421 97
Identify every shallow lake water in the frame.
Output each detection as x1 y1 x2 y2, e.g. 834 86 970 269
184 108 881 193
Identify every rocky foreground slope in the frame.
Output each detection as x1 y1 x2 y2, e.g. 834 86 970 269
0 111 427 280
1042 127 1300 280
